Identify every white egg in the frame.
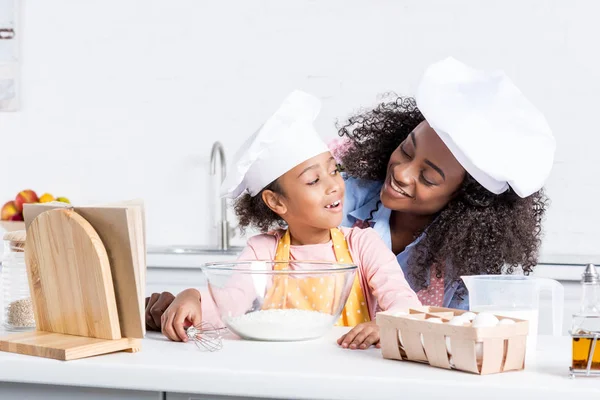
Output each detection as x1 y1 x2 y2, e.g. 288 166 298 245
445 316 467 355
472 312 499 328
472 313 501 366
470 313 500 366
448 316 467 326
476 342 483 364
498 318 516 325
461 311 476 321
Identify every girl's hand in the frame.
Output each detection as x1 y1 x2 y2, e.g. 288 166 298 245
337 321 381 350
160 288 203 342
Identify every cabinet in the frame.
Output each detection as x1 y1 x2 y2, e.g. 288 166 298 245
166 393 267 400
0 382 160 400
146 266 207 297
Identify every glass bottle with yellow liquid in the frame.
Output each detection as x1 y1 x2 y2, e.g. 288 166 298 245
571 263 600 376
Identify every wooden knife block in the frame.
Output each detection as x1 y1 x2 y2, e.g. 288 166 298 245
0 201 146 361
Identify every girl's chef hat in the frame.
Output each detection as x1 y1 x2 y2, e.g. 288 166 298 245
221 90 329 199
416 57 556 198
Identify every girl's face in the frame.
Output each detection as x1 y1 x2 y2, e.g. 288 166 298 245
263 151 345 230
381 120 466 215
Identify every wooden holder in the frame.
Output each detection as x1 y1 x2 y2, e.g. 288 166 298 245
0 331 140 361
377 306 529 375
1 202 145 361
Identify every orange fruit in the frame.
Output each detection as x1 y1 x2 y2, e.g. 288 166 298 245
39 193 55 203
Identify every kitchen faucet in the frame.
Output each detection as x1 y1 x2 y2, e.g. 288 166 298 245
210 141 231 250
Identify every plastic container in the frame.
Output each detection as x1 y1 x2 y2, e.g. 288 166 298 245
461 275 564 355
1 230 35 331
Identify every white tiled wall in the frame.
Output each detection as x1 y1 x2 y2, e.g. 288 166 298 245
0 0 598 262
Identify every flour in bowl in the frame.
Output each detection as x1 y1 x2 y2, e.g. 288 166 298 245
225 309 334 341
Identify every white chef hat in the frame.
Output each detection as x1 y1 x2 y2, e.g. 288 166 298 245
416 57 555 198
221 90 330 199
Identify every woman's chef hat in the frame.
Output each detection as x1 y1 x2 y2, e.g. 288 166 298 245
416 57 555 198
221 90 330 199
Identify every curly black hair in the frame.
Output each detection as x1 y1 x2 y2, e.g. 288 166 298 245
234 180 287 233
337 96 548 290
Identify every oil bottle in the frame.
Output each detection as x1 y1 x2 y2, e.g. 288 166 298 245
571 263 600 375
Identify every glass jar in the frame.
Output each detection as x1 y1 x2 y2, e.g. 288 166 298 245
1 230 35 331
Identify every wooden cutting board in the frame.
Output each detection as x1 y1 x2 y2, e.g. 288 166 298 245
75 205 145 338
25 208 122 340
23 201 146 338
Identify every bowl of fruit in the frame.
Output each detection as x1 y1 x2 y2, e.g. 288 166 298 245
1 190 70 232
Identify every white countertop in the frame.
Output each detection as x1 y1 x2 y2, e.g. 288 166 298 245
0 328 598 399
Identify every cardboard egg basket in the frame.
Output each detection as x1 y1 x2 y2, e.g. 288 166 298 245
376 306 529 375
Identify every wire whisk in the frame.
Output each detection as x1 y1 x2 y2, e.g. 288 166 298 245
185 321 227 352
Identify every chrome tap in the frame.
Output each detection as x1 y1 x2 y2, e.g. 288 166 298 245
210 141 230 250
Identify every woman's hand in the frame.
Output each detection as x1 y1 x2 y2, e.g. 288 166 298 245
337 321 381 350
160 288 203 342
145 291 176 331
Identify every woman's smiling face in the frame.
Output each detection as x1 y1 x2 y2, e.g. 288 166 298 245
380 120 466 215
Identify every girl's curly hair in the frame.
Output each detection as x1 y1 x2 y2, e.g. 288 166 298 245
337 96 548 290
233 180 287 233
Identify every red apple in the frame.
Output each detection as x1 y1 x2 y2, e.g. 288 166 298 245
14 189 39 212
9 213 23 221
1 201 19 221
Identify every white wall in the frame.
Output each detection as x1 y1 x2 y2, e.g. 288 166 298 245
1 0 599 260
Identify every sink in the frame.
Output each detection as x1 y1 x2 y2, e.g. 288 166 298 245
147 245 245 256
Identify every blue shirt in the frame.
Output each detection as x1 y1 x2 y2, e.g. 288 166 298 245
341 176 469 310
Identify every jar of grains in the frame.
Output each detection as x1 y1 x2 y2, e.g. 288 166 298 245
1 230 35 330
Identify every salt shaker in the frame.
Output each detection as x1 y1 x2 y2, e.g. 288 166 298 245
1 230 35 331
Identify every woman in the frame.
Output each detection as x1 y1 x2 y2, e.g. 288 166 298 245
333 57 554 309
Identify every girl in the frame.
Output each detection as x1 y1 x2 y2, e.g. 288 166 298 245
334 57 555 309
146 90 421 350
